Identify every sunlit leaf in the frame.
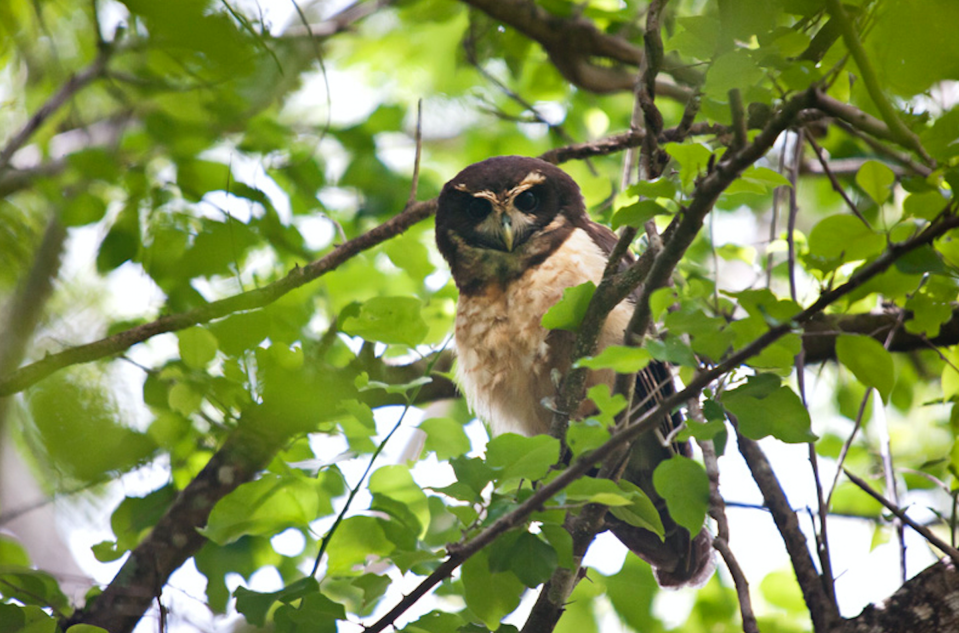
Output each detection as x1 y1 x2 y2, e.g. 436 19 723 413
723 374 816 443
486 433 560 482
541 281 595 331
836 334 895 403
652 456 709 535
855 160 896 206
575 345 651 373
419 417 471 460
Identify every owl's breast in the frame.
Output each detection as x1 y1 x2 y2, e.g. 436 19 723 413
453 228 631 436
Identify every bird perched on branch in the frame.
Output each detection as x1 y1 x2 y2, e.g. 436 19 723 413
435 155 713 587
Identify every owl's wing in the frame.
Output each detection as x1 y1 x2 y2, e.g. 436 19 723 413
579 217 714 588
577 217 683 447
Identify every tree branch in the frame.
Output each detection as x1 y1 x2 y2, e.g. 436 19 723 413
460 0 698 98
843 559 959 633
0 46 111 174
0 199 436 397
738 432 840 632
843 469 959 567
62 415 287 633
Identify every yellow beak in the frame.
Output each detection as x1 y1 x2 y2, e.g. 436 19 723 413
501 213 514 252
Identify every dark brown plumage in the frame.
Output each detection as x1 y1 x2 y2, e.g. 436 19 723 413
436 155 713 587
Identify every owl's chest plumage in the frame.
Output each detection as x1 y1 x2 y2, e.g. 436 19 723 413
454 228 632 436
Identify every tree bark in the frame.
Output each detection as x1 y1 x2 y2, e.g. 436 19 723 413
841 560 959 633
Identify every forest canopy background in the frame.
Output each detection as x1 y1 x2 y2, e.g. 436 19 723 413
2 1 959 632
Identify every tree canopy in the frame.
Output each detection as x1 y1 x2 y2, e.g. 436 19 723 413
2 1 959 632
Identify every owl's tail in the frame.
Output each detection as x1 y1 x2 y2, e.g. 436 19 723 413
607 512 716 588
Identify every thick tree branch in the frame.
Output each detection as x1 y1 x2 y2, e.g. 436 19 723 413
62 416 286 633
460 0 697 98
738 432 840 632
842 559 959 633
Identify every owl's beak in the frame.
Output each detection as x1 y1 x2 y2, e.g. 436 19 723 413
500 213 514 252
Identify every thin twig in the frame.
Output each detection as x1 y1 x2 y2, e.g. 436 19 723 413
691 399 759 633
826 309 907 506
789 127 838 609
844 469 959 567
0 47 111 174
874 398 906 582
407 99 423 207
805 132 872 227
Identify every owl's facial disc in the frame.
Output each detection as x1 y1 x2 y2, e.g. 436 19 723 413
457 173 545 253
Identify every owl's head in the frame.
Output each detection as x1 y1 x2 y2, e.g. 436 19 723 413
435 156 585 293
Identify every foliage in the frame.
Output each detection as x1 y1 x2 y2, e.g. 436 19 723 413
1 0 959 632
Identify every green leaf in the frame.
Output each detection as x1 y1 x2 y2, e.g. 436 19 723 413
419 417 471 460
178 327 219 369
575 346 651 373
61 192 107 226
604 557 659 632
704 50 764 101
0 537 30 567
608 480 665 537
178 159 232 202
855 160 896 206
341 296 429 347
506 532 559 587
652 456 709 535
461 549 524 628
625 178 677 199
448 456 496 498
541 282 595 331
667 15 721 59
325 516 394 573
808 214 885 262
677 419 727 442
101 486 176 560
486 433 560 482
203 472 332 545
369 465 430 538
0 604 57 633
586 384 627 426
723 374 817 443
611 200 669 230
66 626 109 633
0 567 69 613
760 569 806 615
274 591 344 633
564 478 633 506
904 190 949 220
905 294 953 337
235 577 320 626
664 142 713 190
836 334 895 403
168 382 202 416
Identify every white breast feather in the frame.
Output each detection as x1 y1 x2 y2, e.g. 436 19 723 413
454 228 632 436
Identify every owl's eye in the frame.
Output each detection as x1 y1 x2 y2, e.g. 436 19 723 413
467 198 493 220
514 189 539 213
